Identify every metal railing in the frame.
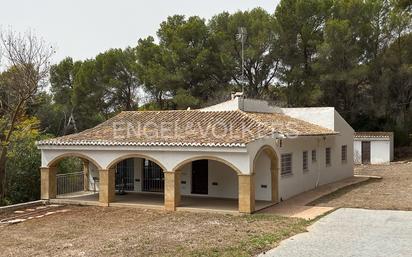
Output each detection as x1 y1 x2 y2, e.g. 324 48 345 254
143 166 164 192
57 172 84 195
115 166 135 192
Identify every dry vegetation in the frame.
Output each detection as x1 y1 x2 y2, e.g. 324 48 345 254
311 162 412 211
0 206 309 257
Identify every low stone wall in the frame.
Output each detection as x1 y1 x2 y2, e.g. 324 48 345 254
0 200 48 213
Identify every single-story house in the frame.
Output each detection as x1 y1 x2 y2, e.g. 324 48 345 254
37 96 354 213
354 132 394 164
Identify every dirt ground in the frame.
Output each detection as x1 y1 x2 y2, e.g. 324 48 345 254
312 162 412 211
0 206 308 257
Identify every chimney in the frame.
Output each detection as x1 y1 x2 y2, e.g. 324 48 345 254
231 91 244 100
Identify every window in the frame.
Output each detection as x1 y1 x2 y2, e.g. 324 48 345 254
341 145 347 163
312 150 317 162
325 147 331 166
281 153 292 176
303 151 308 172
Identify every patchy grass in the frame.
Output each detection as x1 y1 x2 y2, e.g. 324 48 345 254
312 162 412 211
0 206 309 257
189 214 309 257
309 179 381 206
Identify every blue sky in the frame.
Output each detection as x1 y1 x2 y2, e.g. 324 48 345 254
1 0 280 62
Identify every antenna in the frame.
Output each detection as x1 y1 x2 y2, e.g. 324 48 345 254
236 27 247 94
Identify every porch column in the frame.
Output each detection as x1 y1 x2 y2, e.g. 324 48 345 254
99 169 115 206
164 171 180 211
40 167 57 200
238 174 255 214
83 160 90 191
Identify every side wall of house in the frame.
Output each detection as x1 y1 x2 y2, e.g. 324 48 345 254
333 110 354 179
281 107 335 130
277 135 352 200
277 137 320 200
247 125 354 202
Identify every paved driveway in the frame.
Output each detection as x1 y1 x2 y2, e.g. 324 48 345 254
260 208 412 257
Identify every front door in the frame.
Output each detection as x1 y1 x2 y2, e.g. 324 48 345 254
191 160 208 194
361 141 371 164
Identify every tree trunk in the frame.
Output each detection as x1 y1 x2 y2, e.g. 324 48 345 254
0 147 7 204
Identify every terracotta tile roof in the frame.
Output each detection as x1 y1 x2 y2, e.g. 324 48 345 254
244 112 336 137
354 132 393 138
37 110 337 148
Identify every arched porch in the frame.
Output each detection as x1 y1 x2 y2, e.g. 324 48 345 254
40 148 276 213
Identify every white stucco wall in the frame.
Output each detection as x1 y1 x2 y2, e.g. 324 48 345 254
200 97 282 113
207 160 238 199
254 152 272 201
40 145 251 175
246 109 354 201
371 141 391 164
281 107 335 130
354 140 362 164
88 163 99 191
200 98 241 111
354 138 392 164
127 158 240 199
178 158 270 200
85 155 272 201
276 135 353 200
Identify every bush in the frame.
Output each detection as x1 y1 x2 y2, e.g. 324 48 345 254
4 118 50 205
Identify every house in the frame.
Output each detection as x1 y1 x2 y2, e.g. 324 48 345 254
37 96 354 214
354 132 394 164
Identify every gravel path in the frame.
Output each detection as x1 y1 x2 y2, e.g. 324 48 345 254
261 208 412 257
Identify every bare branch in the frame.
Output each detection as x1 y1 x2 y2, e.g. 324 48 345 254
0 28 54 200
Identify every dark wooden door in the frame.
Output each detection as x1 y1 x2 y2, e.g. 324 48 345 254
191 160 208 194
361 141 371 164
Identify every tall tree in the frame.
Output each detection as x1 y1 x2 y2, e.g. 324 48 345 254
275 0 331 106
71 59 107 131
95 48 140 111
49 57 82 135
0 30 53 203
379 4 412 143
136 15 233 109
135 36 174 109
209 8 280 98
315 0 394 124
